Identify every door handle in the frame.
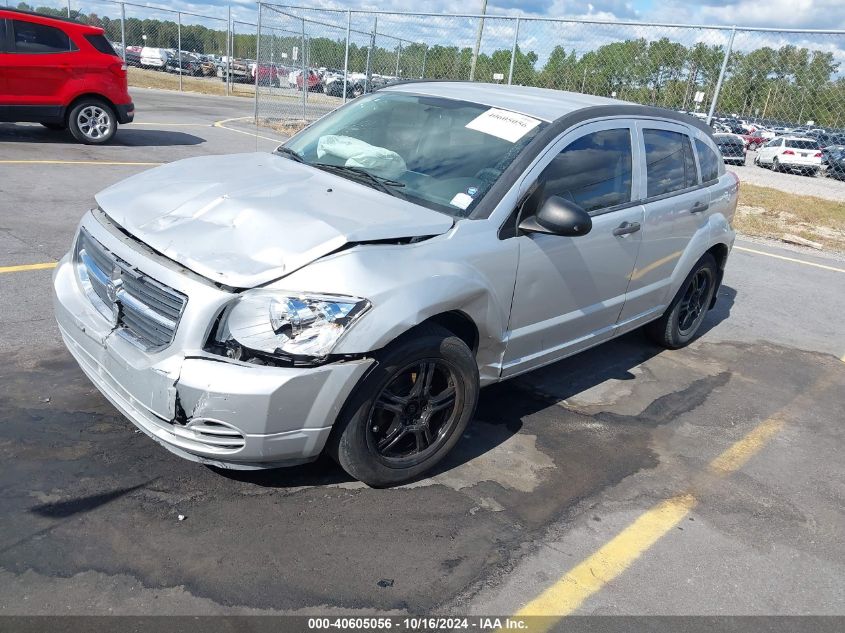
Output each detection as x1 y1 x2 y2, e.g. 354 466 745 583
613 221 641 236
690 201 709 214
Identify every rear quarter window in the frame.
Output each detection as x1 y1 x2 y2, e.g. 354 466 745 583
12 19 74 53
85 34 118 56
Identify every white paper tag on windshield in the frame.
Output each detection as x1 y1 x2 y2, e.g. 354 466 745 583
450 193 474 210
465 108 541 143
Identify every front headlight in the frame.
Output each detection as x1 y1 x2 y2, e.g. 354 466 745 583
212 291 370 362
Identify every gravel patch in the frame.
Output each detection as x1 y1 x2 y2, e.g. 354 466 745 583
729 151 845 202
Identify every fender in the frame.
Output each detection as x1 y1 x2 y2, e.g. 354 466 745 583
271 219 520 385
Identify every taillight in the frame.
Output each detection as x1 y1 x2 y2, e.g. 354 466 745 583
814 152 822 158
782 149 795 155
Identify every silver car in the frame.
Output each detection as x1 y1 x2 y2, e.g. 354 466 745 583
53 83 738 486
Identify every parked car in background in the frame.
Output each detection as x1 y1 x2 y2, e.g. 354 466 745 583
218 58 250 83
165 51 202 76
295 69 323 92
123 44 141 67
821 145 845 179
0 7 134 144
714 133 746 165
250 62 280 87
754 136 822 175
324 74 354 97
140 46 169 70
740 131 766 151
53 84 737 486
200 57 218 77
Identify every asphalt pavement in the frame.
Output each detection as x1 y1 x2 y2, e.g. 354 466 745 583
0 88 843 619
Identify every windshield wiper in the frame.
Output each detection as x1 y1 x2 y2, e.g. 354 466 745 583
311 163 406 194
275 146 305 163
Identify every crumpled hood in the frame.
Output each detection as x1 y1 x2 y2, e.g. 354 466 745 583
95 152 454 288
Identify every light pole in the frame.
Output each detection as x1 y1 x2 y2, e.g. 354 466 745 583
469 0 487 81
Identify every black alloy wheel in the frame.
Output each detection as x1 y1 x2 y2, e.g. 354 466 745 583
367 359 459 464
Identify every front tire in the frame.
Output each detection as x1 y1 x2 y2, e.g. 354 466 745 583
68 99 116 145
329 324 479 487
646 254 718 349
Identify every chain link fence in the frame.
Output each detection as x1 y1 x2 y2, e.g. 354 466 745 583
7 1 845 143
256 4 845 144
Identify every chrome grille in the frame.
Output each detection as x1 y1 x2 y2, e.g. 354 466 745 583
76 228 187 351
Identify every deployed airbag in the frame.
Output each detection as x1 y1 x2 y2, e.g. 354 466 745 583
317 135 406 179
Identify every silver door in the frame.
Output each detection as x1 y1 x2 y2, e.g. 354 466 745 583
617 121 710 328
502 120 644 378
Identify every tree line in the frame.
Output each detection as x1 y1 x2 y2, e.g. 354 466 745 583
16 3 845 127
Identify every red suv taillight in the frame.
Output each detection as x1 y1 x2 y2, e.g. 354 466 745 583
782 149 795 155
108 62 127 77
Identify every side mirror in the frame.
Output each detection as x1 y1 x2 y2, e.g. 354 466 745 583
518 196 592 237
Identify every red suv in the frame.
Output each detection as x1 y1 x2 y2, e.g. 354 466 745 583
0 8 133 144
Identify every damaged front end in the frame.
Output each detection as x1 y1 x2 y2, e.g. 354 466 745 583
53 214 374 470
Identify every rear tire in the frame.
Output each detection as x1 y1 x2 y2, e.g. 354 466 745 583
329 324 479 487
772 158 781 172
646 254 718 350
68 99 116 145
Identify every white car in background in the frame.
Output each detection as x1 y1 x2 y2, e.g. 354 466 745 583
754 136 822 175
140 47 169 70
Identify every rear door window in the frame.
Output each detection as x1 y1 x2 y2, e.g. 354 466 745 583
644 128 698 197
12 19 74 53
696 139 720 183
0 20 7 53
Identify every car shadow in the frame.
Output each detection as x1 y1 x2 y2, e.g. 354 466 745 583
217 284 737 489
0 123 205 146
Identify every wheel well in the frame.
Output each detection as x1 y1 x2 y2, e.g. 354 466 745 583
706 243 729 309
422 311 479 354
64 93 116 122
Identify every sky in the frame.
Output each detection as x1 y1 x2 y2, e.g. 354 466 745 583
205 0 845 31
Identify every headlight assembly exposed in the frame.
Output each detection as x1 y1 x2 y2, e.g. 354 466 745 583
214 291 370 362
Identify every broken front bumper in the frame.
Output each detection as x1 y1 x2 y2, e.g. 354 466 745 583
52 216 373 469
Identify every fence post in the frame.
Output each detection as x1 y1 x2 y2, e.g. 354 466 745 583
469 0 487 81
395 42 401 78
421 45 427 79
120 3 126 64
66 0 70 18
226 7 231 96
707 26 736 126
177 12 182 92
301 17 307 120
342 10 351 105
254 4 262 123
507 17 520 85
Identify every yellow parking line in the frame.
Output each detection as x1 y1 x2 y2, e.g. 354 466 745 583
735 246 845 274
213 116 283 143
0 160 161 166
516 494 696 619
0 262 57 274
513 414 785 626
709 417 784 475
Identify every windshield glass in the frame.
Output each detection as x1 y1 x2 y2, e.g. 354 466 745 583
786 139 819 150
281 92 547 217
